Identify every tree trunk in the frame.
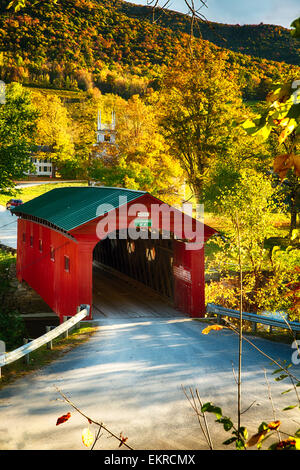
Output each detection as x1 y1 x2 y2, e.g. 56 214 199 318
289 183 299 235
290 205 297 234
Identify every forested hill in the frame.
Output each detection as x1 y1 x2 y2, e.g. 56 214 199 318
118 0 300 66
0 0 299 99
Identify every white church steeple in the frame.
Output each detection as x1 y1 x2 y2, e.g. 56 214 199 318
96 110 116 144
93 110 117 160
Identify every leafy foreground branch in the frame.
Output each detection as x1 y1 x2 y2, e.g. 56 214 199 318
183 322 300 450
54 385 134 450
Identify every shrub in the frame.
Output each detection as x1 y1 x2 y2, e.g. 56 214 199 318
0 309 26 351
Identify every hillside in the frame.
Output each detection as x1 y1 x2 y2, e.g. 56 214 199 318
118 0 300 65
0 0 299 100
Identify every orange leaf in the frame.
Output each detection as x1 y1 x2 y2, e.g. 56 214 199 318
273 154 291 180
56 412 71 426
272 153 300 179
202 324 224 335
267 420 281 430
119 433 128 447
291 154 300 176
246 421 281 448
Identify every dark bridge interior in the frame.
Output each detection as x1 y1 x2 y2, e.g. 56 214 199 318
93 229 174 301
92 229 182 319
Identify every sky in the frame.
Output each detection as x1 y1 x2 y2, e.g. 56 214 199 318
128 0 300 28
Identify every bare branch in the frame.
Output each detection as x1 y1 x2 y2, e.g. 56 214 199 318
54 385 134 450
182 385 214 449
264 369 282 443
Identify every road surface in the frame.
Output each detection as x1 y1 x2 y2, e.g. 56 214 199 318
0 181 81 249
0 205 17 249
0 200 299 451
0 310 299 450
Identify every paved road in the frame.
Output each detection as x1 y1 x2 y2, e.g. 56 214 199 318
0 181 81 249
0 313 299 450
0 206 17 249
0 199 299 450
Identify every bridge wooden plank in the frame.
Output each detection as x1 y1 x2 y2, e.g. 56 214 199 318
93 265 183 318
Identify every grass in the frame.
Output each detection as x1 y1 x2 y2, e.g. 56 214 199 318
204 210 291 234
0 181 88 207
25 86 86 101
0 322 99 389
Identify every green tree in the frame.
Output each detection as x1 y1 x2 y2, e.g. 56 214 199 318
291 17 300 38
202 123 272 209
212 170 279 277
0 82 38 194
239 17 300 234
240 78 300 233
206 169 299 317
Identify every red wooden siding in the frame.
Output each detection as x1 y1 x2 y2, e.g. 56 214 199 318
16 192 216 322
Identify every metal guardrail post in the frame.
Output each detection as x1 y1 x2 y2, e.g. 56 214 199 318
63 316 69 338
23 339 30 365
46 326 55 349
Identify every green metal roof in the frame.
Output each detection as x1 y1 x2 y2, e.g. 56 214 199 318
12 186 146 232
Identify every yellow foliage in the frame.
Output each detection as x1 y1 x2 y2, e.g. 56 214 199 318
202 324 224 335
31 91 75 163
81 427 94 447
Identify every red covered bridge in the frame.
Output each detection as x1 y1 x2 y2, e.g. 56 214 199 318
13 186 216 322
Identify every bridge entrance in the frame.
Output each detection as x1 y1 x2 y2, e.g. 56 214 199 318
93 229 174 300
92 229 180 318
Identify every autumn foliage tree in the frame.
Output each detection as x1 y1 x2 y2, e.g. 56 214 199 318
90 93 185 205
159 42 245 202
31 91 75 176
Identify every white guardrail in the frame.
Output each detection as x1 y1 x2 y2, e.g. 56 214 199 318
0 305 90 378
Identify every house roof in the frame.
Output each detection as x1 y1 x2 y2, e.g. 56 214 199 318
12 186 146 232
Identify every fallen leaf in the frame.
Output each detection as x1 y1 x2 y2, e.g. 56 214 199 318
202 325 224 335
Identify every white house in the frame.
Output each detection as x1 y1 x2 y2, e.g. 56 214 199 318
25 146 53 177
